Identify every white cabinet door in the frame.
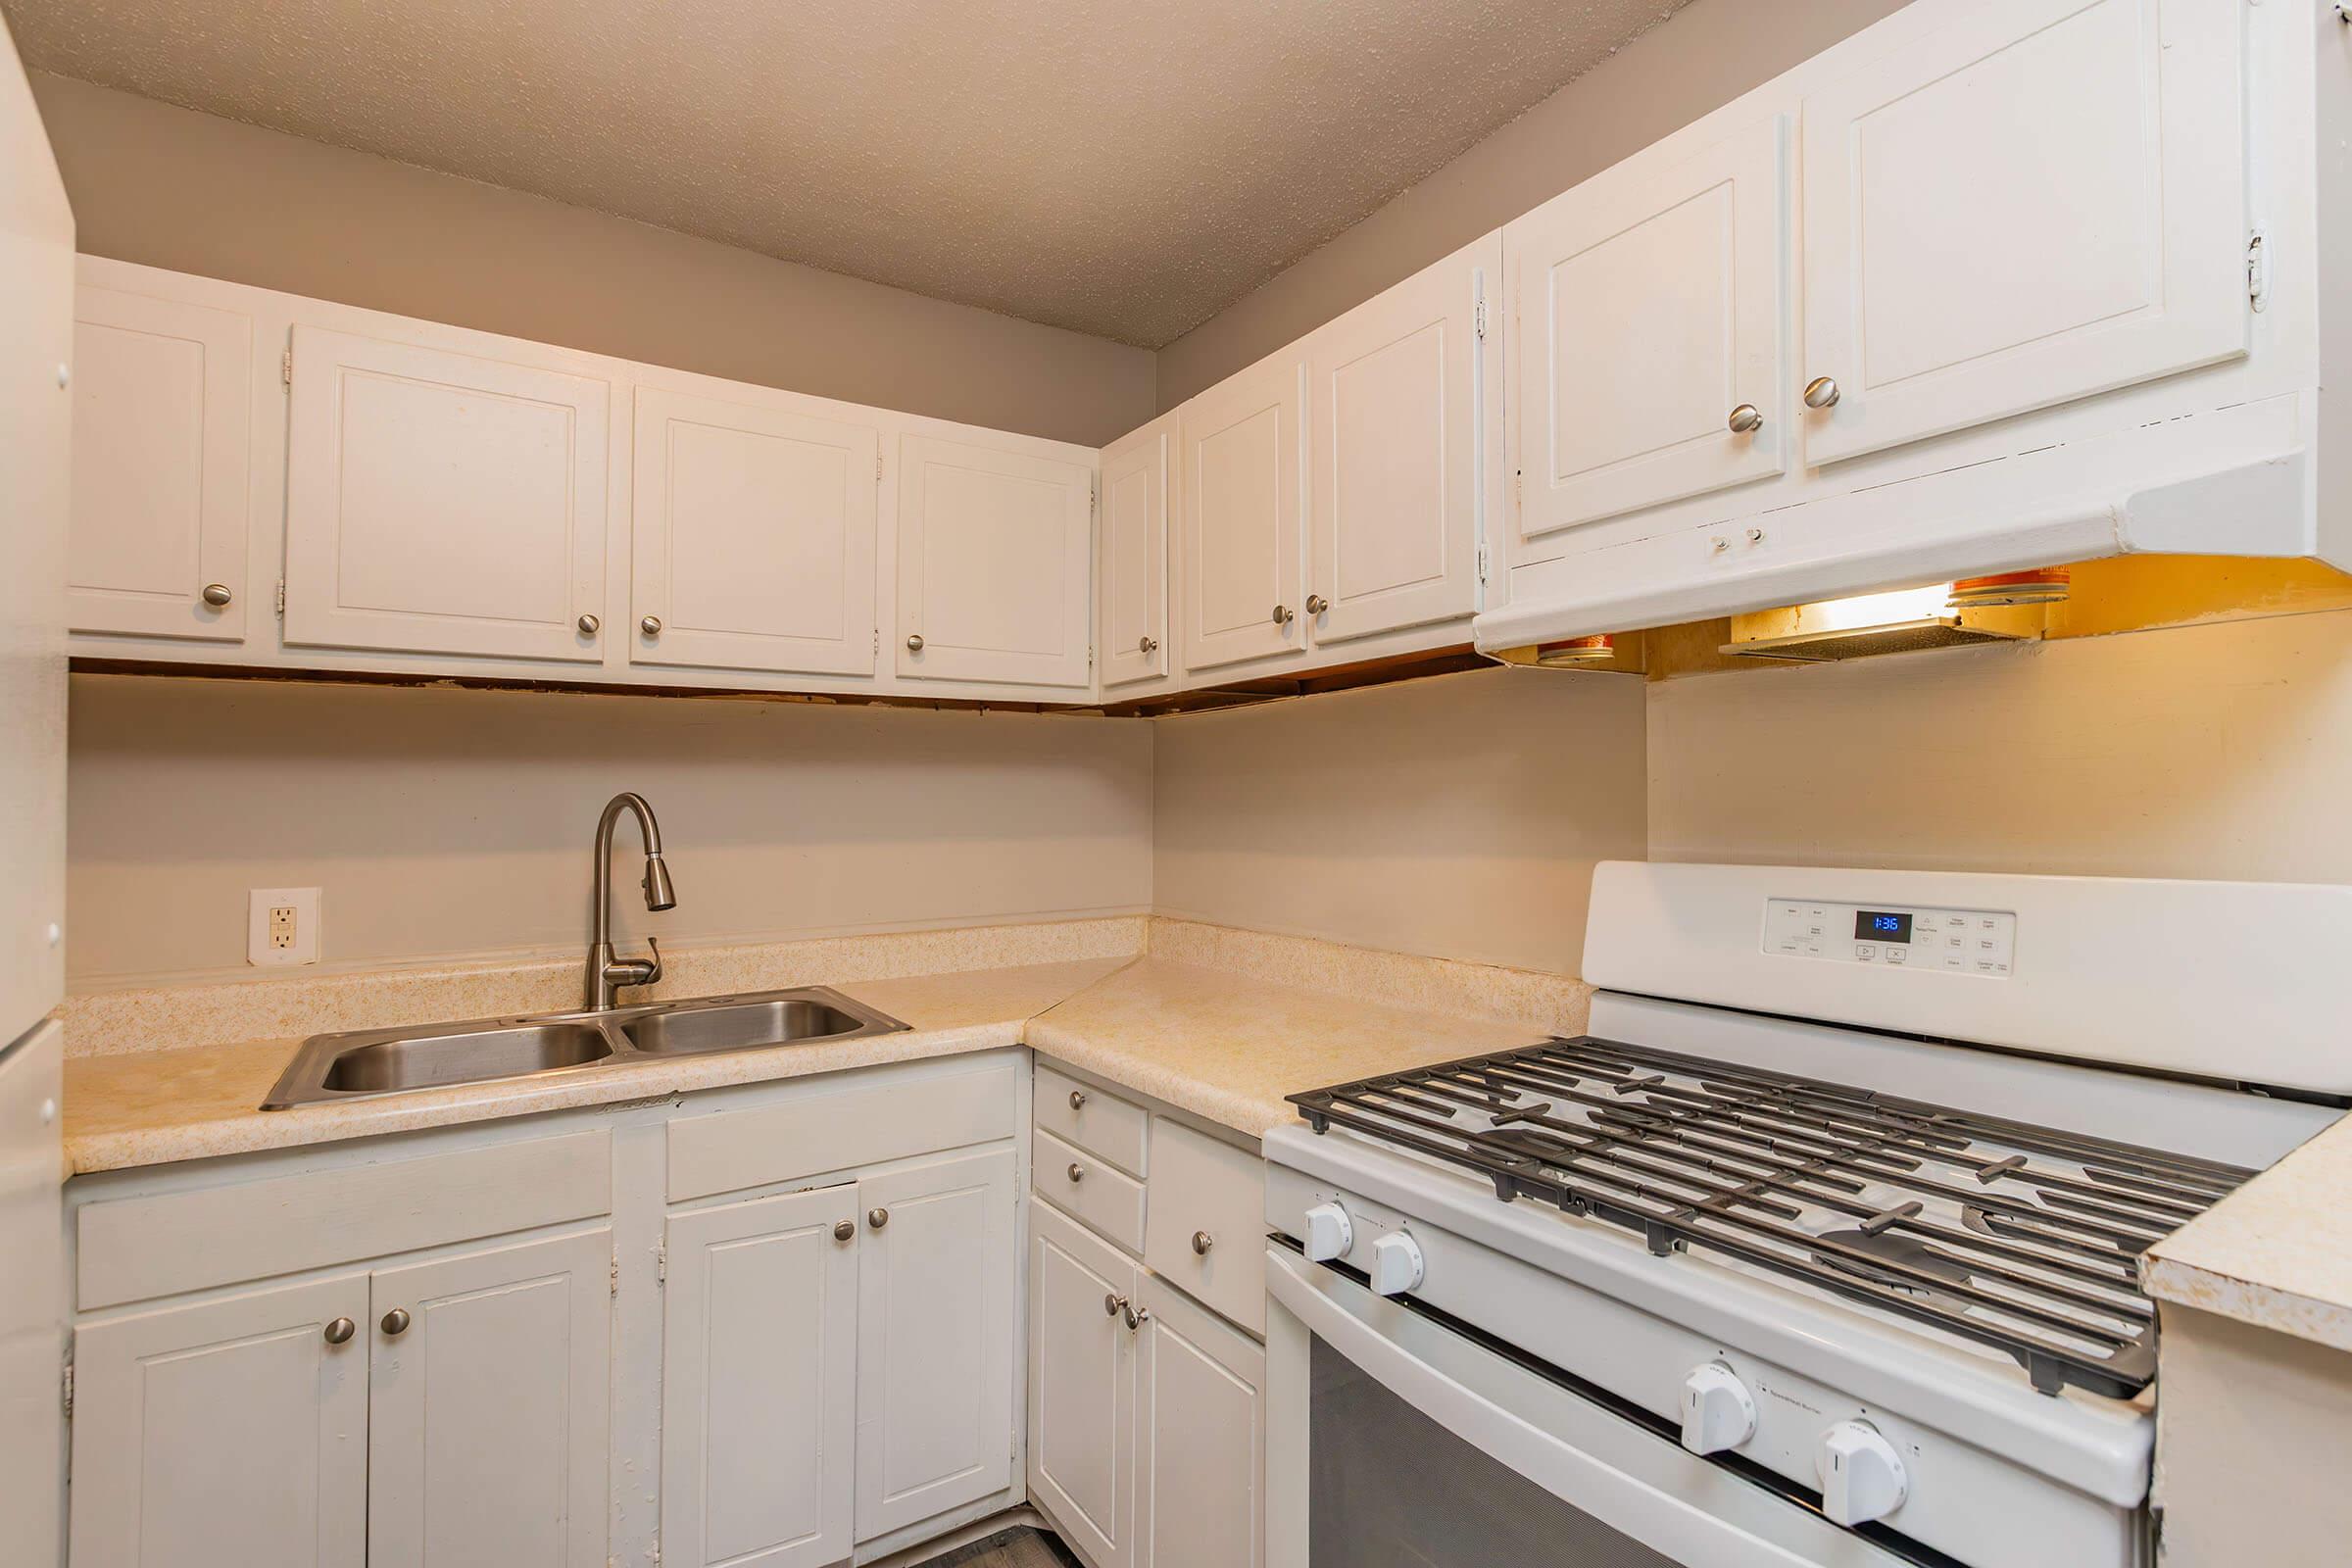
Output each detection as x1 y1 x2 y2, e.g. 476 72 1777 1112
67 287 255 642
69 1273 369 1568
895 434 1093 688
1800 0 2248 465
1179 356 1305 672
1305 237 1489 644
630 387 879 677
855 1146 1017 1542
368 1228 612 1568
1133 1277 1264 1568
284 325 610 662
1097 419 1171 690
663 1186 859 1568
1027 1200 1138 1568
1506 117 1787 542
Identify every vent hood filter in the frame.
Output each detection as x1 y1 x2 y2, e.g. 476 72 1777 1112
1725 615 2031 662
1724 584 2046 663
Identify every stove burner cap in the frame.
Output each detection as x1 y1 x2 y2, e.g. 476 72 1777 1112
1812 1229 1973 1294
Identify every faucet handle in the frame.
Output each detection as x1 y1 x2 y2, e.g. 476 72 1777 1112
642 936 662 986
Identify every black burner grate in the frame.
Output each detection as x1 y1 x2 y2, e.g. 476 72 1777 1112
1288 1036 2258 1399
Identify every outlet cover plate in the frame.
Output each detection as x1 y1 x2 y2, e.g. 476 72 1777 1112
249 887 321 967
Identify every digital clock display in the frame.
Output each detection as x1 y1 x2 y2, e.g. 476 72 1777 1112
1854 910 1913 943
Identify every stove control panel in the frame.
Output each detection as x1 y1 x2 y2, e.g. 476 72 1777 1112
1764 899 2016 976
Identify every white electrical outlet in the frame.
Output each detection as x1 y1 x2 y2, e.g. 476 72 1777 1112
248 888 321 966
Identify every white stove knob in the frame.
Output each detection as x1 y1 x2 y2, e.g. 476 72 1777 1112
1369 1231 1425 1297
1678 1363 1757 1456
1817 1420 1908 1528
1302 1201 1354 1263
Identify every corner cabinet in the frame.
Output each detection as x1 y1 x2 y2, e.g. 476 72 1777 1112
896 434 1095 690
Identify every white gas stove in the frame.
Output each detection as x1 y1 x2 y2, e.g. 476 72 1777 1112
1261 863 2349 1568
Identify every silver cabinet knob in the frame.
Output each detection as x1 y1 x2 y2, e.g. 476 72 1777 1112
1271 604 1294 625
640 614 662 637
576 612 600 636
833 1219 856 1242
906 633 924 653
1727 404 1762 434
1067 1162 1085 1183
1304 594 1329 615
1122 1299 1150 1331
1103 1293 1126 1318
323 1316 356 1345
380 1307 412 1337
867 1207 889 1230
1068 1089 1087 1110
1192 1230 1214 1256
1138 635 1158 654
1803 376 1841 410
200 583 233 608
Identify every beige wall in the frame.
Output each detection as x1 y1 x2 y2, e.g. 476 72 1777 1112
1648 609 2352 882
1151 667 1647 977
30 74 1155 449
66 676 1153 985
1155 0 1905 407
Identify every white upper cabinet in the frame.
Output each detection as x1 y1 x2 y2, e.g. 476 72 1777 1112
366 1228 612 1568
1507 117 1787 540
854 1147 1017 1542
1306 236 1493 644
1180 355 1305 672
67 286 254 642
895 434 1094 689
1799 0 2248 466
663 1185 859 1568
631 387 879 677
1097 418 1172 690
283 324 611 662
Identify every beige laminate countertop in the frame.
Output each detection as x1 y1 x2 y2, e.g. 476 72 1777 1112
2144 1110 2352 1354
62 955 1549 1175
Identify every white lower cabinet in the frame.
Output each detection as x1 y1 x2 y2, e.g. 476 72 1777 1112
1133 1275 1265 1568
1028 1200 1140 1568
368 1229 613 1568
69 1227 612 1568
69 1273 370 1568
662 1185 860 1568
855 1148 1018 1540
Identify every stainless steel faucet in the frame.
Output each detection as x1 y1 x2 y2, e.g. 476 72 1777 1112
586 792 677 1010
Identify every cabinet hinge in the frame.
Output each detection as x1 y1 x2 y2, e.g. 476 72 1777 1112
656 1240 667 1286
1474 295 1488 340
281 347 293 387
61 1355 73 1420
1477 542 1490 582
875 452 884 482
611 1250 620 1297
274 578 286 617
2247 228 2272 313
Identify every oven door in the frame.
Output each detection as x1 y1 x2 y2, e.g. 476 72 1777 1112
1265 1246 1912 1568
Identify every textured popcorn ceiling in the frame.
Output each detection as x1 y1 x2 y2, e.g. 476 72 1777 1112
4 0 1686 346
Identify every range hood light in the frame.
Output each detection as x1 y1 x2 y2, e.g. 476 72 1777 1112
1533 634 1617 667
1724 581 2045 662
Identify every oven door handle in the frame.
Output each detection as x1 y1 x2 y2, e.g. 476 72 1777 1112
1266 1248 1835 1568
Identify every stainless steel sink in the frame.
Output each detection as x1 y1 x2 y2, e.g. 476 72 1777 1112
262 986 908 1109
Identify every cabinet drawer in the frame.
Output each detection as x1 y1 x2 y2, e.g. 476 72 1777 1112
1034 1063 1148 1178
668 1054 1018 1202
1144 1120 1265 1336
1036 1127 1146 1254
77 1128 612 1311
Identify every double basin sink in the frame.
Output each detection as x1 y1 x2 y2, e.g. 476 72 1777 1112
262 987 909 1109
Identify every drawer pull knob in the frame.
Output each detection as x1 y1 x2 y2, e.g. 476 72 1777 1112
1122 1298 1150 1331
1271 604 1294 626
868 1206 889 1230
1104 1293 1127 1318
1068 1089 1087 1110
1192 1230 1214 1256
380 1307 411 1337
1803 375 1841 411
201 582 233 608
576 612 600 636
641 614 662 637
833 1220 856 1242
323 1316 356 1346
1727 403 1762 434
1067 1162 1085 1183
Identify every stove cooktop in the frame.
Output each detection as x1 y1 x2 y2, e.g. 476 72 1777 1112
1288 1035 2257 1400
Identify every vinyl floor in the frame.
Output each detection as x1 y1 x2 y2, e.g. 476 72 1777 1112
907 1526 1082 1568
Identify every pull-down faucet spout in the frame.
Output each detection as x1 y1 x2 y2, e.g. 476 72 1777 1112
586 792 676 1010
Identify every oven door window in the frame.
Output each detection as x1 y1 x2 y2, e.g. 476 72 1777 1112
1310 1333 1678 1568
